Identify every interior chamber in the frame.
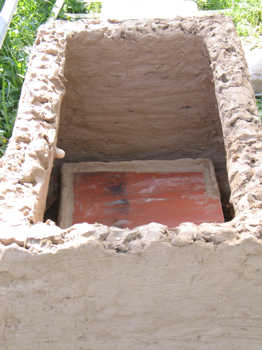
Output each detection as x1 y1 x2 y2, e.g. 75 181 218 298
45 29 232 223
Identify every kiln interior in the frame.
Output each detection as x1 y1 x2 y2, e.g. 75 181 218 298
45 29 233 223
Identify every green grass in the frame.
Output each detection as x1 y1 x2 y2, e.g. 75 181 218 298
59 0 101 19
195 0 233 10
229 1 262 37
257 97 262 120
195 0 262 37
0 0 55 155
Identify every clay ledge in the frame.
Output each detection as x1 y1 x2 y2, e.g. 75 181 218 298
0 220 252 254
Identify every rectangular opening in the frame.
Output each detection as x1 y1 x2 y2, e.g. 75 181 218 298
45 25 232 226
58 160 224 229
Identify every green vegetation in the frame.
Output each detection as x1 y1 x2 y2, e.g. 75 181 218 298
59 0 101 19
229 0 262 37
63 0 89 14
257 97 262 120
0 0 56 155
195 0 262 37
196 0 233 10
0 0 261 155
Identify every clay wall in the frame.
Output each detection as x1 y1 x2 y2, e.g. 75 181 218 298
59 31 224 166
0 16 262 349
55 18 231 220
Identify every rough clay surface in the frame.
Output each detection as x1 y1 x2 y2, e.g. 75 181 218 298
1 229 262 349
0 15 262 349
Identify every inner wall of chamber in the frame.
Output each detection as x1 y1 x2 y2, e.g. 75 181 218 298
45 31 233 223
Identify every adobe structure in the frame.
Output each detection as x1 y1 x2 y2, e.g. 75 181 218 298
0 15 262 349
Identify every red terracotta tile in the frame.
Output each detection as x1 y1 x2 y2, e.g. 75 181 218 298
73 171 224 228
